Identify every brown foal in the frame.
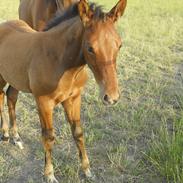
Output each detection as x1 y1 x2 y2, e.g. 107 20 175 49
6 0 78 148
0 0 127 182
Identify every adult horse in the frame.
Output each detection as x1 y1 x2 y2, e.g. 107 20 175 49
5 0 78 148
19 0 78 31
0 0 127 182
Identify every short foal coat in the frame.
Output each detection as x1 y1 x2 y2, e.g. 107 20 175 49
0 19 85 97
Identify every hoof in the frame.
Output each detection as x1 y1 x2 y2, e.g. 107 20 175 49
13 136 24 150
84 168 95 181
0 135 10 144
46 174 58 183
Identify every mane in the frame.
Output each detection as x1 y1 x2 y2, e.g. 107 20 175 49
44 2 106 31
45 0 56 5
45 0 56 4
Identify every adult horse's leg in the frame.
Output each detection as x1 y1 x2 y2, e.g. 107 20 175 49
6 86 23 149
62 93 92 178
0 77 9 142
19 0 33 28
35 96 58 183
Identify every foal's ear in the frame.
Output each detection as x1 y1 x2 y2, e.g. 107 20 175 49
107 0 127 22
78 0 93 26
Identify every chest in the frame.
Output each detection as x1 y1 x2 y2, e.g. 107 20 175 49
50 66 88 104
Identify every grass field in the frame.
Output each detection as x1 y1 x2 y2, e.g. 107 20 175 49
0 0 183 183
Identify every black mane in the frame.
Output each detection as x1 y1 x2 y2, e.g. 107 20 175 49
44 2 106 31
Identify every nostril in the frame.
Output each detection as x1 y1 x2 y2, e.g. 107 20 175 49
103 94 109 102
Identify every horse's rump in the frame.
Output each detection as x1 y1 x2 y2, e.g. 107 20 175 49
0 20 37 92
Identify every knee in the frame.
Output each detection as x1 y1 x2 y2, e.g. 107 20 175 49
42 129 55 149
6 88 17 104
42 128 55 141
73 126 83 140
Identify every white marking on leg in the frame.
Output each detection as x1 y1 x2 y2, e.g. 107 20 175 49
0 133 9 143
14 140 24 149
13 133 24 149
85 168 92 178
47 173 58 183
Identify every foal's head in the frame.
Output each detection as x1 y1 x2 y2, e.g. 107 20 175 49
78 0 127 105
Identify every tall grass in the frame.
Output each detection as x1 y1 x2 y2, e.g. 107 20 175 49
145 115 183 182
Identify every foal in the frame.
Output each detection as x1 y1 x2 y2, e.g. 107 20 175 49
6 0 78 148
0 0 127 182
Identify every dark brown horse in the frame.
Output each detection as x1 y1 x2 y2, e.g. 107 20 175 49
19 0 78 31
5 0 78 149
0 0 127 182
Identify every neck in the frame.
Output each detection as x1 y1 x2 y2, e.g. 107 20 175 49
41 17 86 69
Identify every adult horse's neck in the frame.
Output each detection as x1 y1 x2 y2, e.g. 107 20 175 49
42 16 86 70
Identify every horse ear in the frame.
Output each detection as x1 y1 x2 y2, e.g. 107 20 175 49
107 0 127 22
78 0 92 26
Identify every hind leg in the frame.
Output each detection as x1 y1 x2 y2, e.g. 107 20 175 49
0 77 9 143
0 91 9 142
6 86 23 149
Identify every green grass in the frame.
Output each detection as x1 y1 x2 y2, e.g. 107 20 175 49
144 115 183 183
0 0 183 183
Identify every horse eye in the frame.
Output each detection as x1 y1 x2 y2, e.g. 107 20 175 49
88 46 95 54
119 44 122 49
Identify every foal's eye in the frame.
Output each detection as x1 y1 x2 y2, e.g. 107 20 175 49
88 46 95 54
119 44 122 49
